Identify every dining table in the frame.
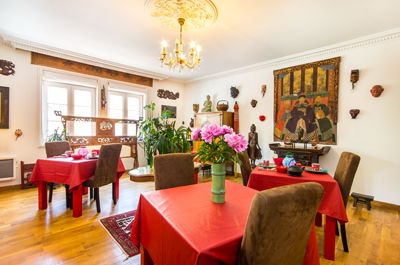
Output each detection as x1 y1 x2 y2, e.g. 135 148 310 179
247 167 348 261
30 156 125 217
131 181 320 265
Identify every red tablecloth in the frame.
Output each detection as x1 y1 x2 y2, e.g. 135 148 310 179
30 157 125 217
131 181 319 265
248 167 348 260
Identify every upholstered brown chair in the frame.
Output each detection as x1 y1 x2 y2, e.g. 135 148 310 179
153 153 195 190
239 182 324 265
238 151 252 186
333 151 361 252
44 141 71 204
84 144 122 213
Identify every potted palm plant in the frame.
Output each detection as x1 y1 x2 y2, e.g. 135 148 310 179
139 103 190 168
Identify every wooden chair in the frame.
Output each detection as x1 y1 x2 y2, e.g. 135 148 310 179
238 151 252 186
333 151 361 252
153 153 195 190
83 144 122 213
20 161 35 189
44 141 71 204
239 182 324 265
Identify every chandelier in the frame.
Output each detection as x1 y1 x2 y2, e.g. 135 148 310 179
146 0 218 71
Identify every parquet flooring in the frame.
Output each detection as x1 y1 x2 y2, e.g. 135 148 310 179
0 174 398 265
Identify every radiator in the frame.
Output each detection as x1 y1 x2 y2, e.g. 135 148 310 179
0 157 15 181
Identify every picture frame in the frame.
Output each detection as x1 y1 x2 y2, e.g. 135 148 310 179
161 105 177 118
273 57 340 145
0 86 10 129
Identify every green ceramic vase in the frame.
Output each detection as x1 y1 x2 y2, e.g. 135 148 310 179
211 163 226 203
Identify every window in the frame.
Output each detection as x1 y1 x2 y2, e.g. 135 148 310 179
108 84 145 136
41 71 97 142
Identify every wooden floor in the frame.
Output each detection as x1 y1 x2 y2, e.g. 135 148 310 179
0 174 399 265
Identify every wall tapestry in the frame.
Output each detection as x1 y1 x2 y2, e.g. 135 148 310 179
0 86 10 129
161 105 177 118
273 57 340 145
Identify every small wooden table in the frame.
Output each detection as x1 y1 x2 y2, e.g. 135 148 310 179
129 166 154 182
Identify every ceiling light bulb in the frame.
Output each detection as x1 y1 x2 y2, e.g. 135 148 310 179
196 45 202 52
190 41 196 48
161 40 168 48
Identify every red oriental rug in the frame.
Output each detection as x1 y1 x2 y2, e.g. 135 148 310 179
100 210 139 257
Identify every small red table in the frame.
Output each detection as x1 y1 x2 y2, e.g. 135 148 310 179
30 157 125 217
131 181 320 265
248 168 348 260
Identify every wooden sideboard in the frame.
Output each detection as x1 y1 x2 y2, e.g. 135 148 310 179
269 143 330 166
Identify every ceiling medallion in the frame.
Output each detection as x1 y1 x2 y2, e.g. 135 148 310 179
146 0 218 71
145 0 218 30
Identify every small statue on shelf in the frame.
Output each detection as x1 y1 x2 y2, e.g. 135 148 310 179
201 95 212 112
189 118 194 128
248 124 262 167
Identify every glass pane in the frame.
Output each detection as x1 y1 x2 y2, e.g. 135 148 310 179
74 121 92 136
115 123 123 136
48 103 68 119
47 86 68 104
127 110 139 120
127 124 137 136
109 94 123 110
74 106 92 117
74 89 92 107
47 121 64 138
109 109 123 119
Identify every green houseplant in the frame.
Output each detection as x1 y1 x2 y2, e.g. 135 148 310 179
139 103 190 168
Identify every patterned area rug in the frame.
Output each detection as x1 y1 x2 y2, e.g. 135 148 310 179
100 210 139 257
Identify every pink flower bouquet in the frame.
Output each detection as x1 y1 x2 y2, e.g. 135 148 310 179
192 124 248 164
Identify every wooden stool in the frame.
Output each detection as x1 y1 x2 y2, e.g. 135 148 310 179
351 192 374 210
129 166 154 182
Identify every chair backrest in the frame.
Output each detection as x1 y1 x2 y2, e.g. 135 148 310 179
334 151 361 207
239 182 324 265
238 151 252 186
154 153 195 190
44 141 71 158
92 144 122 187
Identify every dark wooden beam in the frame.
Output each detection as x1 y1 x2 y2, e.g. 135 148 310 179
31 52 153 87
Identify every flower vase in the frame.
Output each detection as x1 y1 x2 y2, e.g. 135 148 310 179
211 163 226 203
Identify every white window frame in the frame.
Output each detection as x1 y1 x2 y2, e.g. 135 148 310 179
108 83 146 136
41 71 98 143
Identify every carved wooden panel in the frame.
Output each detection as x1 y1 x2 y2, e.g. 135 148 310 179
31 52 153 87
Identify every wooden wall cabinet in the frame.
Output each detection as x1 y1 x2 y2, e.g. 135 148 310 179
194 111 233 128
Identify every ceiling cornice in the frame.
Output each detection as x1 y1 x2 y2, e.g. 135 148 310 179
0 32 169 81
186 27 400 84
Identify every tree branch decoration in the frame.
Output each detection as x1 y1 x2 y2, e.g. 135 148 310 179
157 89 179 100
0 60 15 76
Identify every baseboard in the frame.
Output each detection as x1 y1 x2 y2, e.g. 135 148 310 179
0 184 22 191
348 196 399 211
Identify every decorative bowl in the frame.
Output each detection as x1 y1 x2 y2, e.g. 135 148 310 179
71 154 83 160
276 166 287 173
288 166 304 177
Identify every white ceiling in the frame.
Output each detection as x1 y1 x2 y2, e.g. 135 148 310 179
1 0 400 81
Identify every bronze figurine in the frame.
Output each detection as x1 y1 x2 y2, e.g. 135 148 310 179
261 84 267 97
251 99 257 108
248 124 262 168
230 86 239 98
349 109 360 119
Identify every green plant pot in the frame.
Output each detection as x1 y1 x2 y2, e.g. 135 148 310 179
211 163 226 203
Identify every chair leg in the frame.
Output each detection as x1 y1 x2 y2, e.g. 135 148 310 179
335 221 339 236
94 188 101 213
112 183 116 205
48 183 54 203
65 185 70 209
340 223 349 252
89 187 94 200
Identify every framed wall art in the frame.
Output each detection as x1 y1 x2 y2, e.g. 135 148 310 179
161 105 177 118
273 57 340 145
0 86 10 129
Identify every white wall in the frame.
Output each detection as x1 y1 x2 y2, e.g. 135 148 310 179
0 44 185 185
183 37 400 205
